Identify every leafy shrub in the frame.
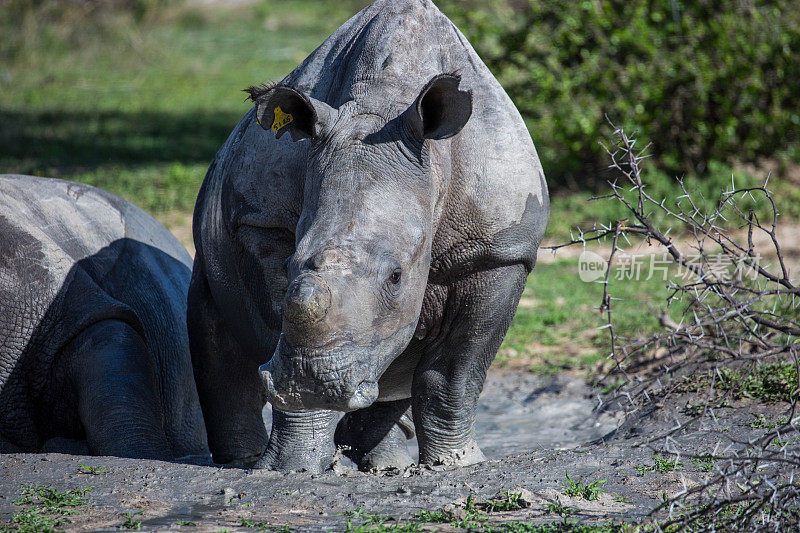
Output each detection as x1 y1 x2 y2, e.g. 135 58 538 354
439 0 800 187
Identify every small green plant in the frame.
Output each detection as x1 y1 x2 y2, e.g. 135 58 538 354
78 464 106 475
175 520 197 526
239 517 273 531
690 455 717 472
484 522 627 532
652 455 683 473
2 483 93 533
612 493 631 504
412 495 488 529
342 506 421 532
718 363 799 403
14 484 91 509
749 414 789 430
412 509 451 523
543 501 575 517
637 455 683 475
479 491 531 512
562 472 606 501
120 511 142 530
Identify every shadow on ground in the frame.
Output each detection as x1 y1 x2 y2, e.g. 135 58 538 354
0 108 241 172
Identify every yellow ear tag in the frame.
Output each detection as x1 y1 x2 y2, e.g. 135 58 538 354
271 106 294 133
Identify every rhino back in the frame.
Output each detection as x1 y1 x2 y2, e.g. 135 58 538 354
0 175 204 454
285 0 549 274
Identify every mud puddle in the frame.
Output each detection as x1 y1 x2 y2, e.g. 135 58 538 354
261 370 622 463
12 370 778 531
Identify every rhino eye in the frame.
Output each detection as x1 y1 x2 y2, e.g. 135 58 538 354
389 268 402 285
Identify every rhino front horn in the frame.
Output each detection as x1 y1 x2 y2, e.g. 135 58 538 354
283 274 331 325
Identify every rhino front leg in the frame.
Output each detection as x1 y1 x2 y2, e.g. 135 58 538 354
188 269 268 466
413 263 528 466
334 399 414 471
254 408 338 473
67 319 172 459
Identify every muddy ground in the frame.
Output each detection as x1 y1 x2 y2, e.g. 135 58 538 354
0 369 790 532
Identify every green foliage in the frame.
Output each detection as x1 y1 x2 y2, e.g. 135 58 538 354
479 491 531 512
562 472 606 501
1 484 91 533
77 464 105 475
635 455 683 476
0 0 370 216
498 257 679 373
719 362 800 402
749 414 789 430
13 485 90 510
440 0 800 185
238 517 278 531
485 522 627 533
543 501 575 518
342 507 422 532
120 511 143 530
689 455 717 473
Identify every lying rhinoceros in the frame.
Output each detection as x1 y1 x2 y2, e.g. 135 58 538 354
189 0 549 472
0 174 209 461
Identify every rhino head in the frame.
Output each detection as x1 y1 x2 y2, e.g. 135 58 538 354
248 74 472 412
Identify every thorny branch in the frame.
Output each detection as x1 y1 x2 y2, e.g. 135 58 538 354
551 123 800 531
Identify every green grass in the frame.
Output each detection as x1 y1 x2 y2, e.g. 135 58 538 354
238 517 276 531
1 484 92 533
120 511 143 530
498 258 680 373
0 0 370 216
4 0 797 239
635 455 683 476
350 498 632 532
77 464 105 475
681 362 800 403
689 455 717 473
562 472 606 501
546 159 800 243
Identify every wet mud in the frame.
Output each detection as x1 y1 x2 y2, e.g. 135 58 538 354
0 369 786 531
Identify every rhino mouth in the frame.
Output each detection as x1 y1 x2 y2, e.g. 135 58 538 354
259 336 380 412
259 320 417 412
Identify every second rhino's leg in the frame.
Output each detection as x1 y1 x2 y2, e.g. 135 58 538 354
188 269 268 466
65 319 172 460
413 263 528 466
254 408 339 473
334 399 414 471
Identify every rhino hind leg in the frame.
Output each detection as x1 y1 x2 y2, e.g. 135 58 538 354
65 319 172 460
413 263 528 467
334 399 414 471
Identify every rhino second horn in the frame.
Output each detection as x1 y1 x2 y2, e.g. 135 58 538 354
283 274 331 325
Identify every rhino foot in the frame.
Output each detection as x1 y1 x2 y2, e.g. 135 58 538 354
420 438 486 468
254 408 338 473
359 440 414 472
334 399 414 472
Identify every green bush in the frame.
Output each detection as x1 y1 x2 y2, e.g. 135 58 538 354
439 0 800 187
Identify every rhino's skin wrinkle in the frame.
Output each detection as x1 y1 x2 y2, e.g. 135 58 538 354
0 174 209 461
190 0 549 472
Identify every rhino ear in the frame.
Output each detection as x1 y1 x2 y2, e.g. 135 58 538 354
245 84 330 141
411 74 472 140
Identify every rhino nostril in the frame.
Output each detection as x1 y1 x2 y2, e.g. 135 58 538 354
284 274 331 324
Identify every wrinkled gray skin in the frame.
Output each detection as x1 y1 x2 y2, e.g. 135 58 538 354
0 175 209 462
189 0 548 472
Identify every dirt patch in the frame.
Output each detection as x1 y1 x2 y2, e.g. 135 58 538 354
1 369 791 531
